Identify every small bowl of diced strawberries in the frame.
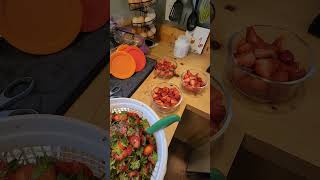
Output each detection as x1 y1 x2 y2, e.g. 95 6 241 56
228 25 315 102
154 57 178 79
151 83 183 113
181 69 209 93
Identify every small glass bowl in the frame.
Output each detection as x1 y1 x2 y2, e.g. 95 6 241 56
181 69 209 93
227 25 316 103
211 77 232 143
154 59 178 79
151 82 183 113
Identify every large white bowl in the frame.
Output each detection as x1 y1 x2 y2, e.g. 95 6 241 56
0 114 107 179
110 98 168 180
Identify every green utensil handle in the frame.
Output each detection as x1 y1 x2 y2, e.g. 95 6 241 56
146 115 181 134
211 169 226 180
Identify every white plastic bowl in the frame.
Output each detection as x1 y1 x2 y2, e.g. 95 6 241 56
0 114 107 179
110 98 168 180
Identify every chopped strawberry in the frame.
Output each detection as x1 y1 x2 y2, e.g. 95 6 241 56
153 87 160 93
289 68 306 81
143 145 154 156
246 26 268 48
128 171 139 177
237 43 253 54
254 48 277 59
113 150 128 161
271 36 283 52
255 59 275 79
278 50 295 65
235 52 256 68
129 135 140 149
155 58 177 78
126 146 133 156
272 71 289 82
236 38 247 48
113 114 120 121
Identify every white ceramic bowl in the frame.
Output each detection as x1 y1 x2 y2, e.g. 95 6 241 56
110 98 167 180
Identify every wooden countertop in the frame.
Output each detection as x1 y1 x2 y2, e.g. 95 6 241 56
213 0 320 178
65 24 211 148
131 41 211 146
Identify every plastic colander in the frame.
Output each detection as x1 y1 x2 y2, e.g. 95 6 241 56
0 114 108 179
110 98 168 180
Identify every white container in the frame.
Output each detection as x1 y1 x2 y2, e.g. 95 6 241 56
174 35 190 58
110 98 167 180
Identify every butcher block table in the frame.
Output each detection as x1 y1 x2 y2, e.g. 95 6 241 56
131 24 211 146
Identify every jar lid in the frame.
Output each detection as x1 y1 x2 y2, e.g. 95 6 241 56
176 35 189 44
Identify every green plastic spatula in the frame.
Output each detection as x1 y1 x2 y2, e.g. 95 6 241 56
146 115 181 134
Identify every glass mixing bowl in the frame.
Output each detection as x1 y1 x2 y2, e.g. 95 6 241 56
227 25 316 103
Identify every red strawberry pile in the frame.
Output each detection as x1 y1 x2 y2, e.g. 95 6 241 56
234 26 306 82
155 57 177 78
182 70 207 93
152 86 181 107
211 85 226 136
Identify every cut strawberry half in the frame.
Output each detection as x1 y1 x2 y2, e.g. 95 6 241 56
237 43 253 54
271 70 289 82
278 50 295 65
235 52 256 68
246 26 268 49
254 59 275 79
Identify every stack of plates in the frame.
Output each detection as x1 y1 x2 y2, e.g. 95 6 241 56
110 45 147 79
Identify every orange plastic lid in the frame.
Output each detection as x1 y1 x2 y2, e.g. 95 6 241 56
0 0 82 55
116 44 129 52
124 46 146 72
110 51 136 79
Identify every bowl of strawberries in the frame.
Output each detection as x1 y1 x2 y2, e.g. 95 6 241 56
151 83 183 113
154 57 178 79
211 77 232 142
181 69 209 94
228 25 316 102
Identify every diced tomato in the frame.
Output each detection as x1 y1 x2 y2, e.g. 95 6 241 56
126 146 133 156
135 118 141 124
118 141 125 150
113 114 120 121
128 171 139 177
119 164 128 171
120 126 127 135
148 156 156 165
113 150 128 161
129 135 141 149
143 145 154 156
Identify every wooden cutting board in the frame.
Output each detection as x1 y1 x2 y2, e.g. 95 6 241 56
0 0 82 55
